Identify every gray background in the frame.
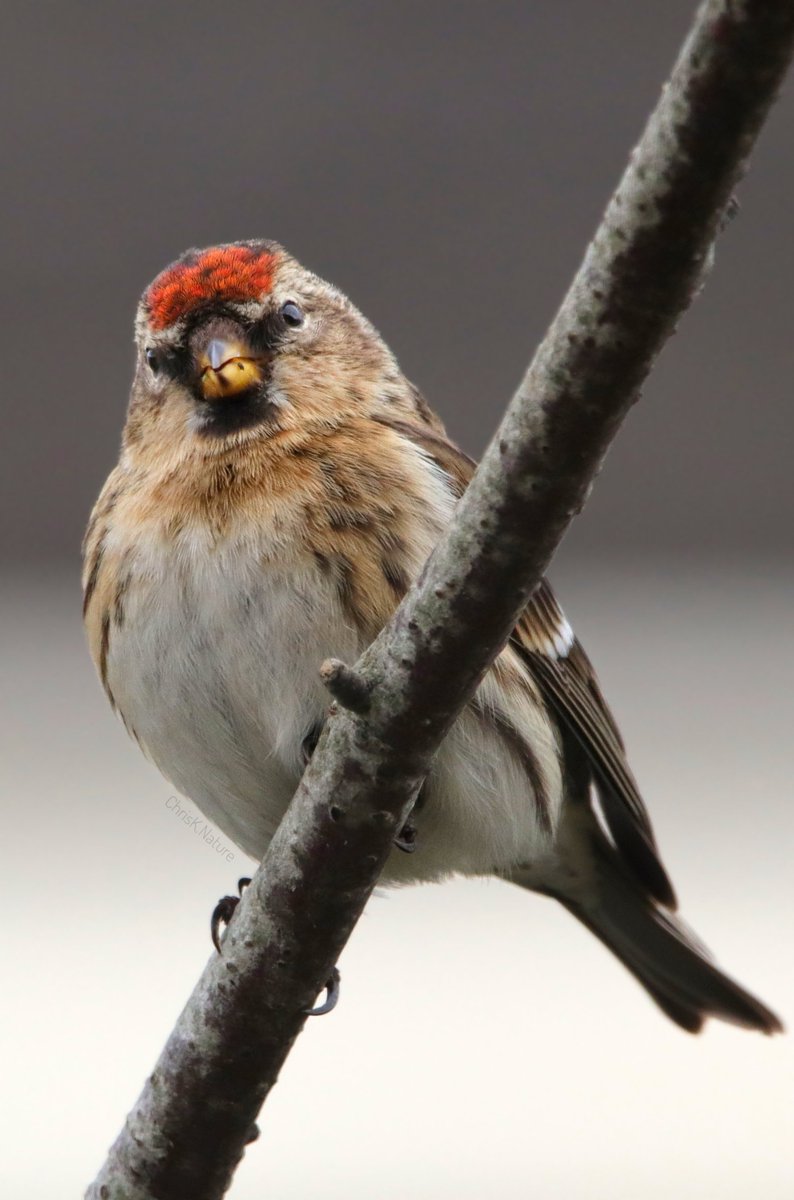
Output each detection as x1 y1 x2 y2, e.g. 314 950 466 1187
2 4 792 1199
2 0 793 564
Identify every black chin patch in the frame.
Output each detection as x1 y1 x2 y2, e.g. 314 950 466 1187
193 386 281 438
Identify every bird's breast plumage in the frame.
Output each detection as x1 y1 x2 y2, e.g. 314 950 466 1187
83 416 564 879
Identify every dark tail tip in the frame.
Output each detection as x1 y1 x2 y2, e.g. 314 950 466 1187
558 889 784 1036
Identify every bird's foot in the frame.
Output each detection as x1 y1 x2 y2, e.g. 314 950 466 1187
211 881 340 1018
211 876 252 953
307 966 341 1016
393 818 418 853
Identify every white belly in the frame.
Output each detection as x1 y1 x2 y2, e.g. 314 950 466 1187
107 533 563 883
107 532 359 856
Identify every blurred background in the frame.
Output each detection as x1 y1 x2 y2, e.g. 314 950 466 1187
2 2 792 1197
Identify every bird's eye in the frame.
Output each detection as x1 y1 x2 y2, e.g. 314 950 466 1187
145 348 161 374
280 301 304 328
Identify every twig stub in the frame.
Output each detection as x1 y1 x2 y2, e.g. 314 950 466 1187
319 658 373 715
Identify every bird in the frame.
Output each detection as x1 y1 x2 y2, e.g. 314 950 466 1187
83 239 781 1035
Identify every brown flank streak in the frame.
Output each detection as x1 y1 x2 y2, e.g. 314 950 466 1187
99 610 115 709
82 541 105 617
113 555 132 628
472 698 552 833
333 553 368 630
381 556 409 597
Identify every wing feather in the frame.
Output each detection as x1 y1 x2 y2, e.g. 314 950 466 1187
375 408 676 908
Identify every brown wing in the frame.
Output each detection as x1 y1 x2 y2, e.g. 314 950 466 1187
375 408 676 909
513 584 675 907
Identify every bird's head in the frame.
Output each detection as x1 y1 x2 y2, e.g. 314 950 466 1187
127 240 405 457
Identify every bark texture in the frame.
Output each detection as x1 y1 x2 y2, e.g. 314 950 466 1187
87 4 794 1197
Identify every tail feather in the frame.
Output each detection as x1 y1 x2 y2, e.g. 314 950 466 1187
513 819 783 1035
556 851 782 1035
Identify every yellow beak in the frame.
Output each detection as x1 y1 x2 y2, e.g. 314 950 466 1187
198 337 265 400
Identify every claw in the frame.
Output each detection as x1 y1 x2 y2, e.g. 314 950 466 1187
393 819 417 853
211 877 253 952
212 898 340 1011
211 881 341 1016
306 967 341 1016
210 895 239 953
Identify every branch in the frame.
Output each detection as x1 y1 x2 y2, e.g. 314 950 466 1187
87 4 794 1197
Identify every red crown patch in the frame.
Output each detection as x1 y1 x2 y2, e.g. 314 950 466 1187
145 245 277 330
